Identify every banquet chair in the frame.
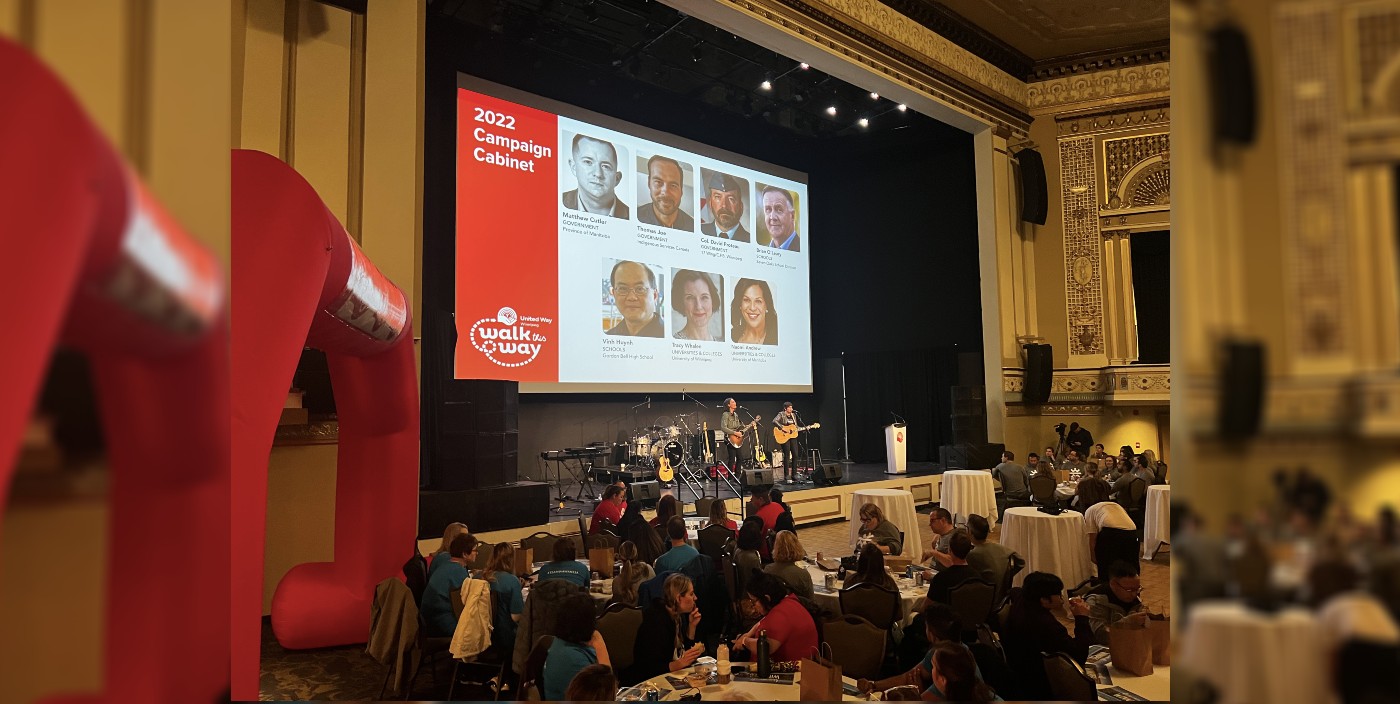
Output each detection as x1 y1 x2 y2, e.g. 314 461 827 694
693 496 718 519
947 579 996 635
520 532 560 561
996 553 1026 607
403 551 429 607
1125 478 1149 535
823 615 886 680
448 589 508 701
586 531 620 550
698 523 735 563
839 583 902 632
1029 474 1058 508
400 610 455 699
597 603 644 680
518 635 555 702
1041 651 1096 702
577 516 590 541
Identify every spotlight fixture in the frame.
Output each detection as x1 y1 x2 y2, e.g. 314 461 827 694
869 92 879 100
760 80 772 91
897 103 907 111
859 117 869 127
826 105 837 116
799 62 809 69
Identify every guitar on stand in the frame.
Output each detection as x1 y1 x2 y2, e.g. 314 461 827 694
753 422 768 468
657 452 674 483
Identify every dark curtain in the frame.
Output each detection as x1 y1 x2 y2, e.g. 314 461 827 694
1131 231 1170 364
843 348 960 463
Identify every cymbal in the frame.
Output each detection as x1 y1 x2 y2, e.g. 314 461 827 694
646 425 666 431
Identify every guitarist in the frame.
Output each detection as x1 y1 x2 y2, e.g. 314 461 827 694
771 401 799 484
719 397 747 472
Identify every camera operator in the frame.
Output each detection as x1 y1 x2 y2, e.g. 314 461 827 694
1065 422 1093 459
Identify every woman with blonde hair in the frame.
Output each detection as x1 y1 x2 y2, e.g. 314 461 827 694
429 521 469 575
481 542 524 654
1142 449 1167 484
610 540 655 607
706 498 738 534
763 530 814 599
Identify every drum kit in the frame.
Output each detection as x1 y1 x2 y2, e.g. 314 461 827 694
621 412 741 500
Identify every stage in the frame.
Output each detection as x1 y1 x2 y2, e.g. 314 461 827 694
422 460 960 552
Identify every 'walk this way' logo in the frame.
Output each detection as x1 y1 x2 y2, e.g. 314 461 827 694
469 306 551 368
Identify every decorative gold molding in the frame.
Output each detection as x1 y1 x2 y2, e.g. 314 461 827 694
1027 62 1169 113
1060 136 1105 357
1056 103 1170 137
1002 365 1169 408
273 420 340 446
1102 132 1170 210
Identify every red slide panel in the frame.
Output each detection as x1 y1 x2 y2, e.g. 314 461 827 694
0 37 229 703
454 88 560 381
231 149 418 700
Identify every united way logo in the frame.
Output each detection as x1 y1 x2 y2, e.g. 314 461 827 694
469 306 551 368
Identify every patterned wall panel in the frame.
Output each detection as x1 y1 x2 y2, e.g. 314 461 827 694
1059 136 1105 356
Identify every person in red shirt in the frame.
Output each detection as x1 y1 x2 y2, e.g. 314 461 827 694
589 484 626 534
750 489 784 560
732 572 818 663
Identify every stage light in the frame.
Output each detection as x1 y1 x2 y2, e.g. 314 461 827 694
692 43 703 62
760 80 772 90
859 117 869 127
826 105 837 116
799 62 809 69
897 103 907 111
870 92 879 100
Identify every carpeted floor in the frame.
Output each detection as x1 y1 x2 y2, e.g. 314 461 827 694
258 503 1170 700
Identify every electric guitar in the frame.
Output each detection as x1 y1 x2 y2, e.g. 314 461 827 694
754 426 767 466
702 421 714 465
773 422 821 444
657 453 673 482
727 418 761 448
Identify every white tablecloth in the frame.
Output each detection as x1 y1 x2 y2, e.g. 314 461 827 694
806 563 924 627
1178 601 1330 704
998 507 1093 588
940 470 999 524
627 664 862 700
848 488 922 560
1142 484 1170 559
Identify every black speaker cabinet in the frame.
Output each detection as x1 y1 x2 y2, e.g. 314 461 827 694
1219 340 1265 438
1017 148 1048 225
631 480 662 505
951 415 988 446
1023 343 1053 405
1209 24 1257 146
813 462 844 487
743 468 774 488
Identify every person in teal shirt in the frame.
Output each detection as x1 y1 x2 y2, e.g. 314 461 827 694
541 593 612 700
481 543 525 653
537 538 591 587
422 533 479 637
653 516 700 574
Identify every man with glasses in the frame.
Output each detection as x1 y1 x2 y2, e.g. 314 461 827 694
606 260 664 337
1084 561 1148 645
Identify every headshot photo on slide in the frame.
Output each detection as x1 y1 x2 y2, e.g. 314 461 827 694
670 269 724 342
756 183 801 252
561 132 629 219
603 258 665 338
636 153 695 232
731 277 778 345
699 169 750 242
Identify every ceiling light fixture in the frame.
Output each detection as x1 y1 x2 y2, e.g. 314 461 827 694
760 80 772 91
799 62 809 70
826 105 837 116
859 117 869 127
869 92 879 100
897 103 907 111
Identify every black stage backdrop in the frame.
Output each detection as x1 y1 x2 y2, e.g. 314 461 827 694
843 348 961 463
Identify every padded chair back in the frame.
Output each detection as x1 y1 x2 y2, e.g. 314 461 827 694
694 497 717 519
638 570 676 606
999 553 1026 606
472 542 494 570
947 579 996 632
577 516 590 541
838 582 901 631
521 634 555 701
698 524 734 561
402 552 429 607
1042 651 1096 701
521 532 559 561
586 532 620 550
823 615 886 680
1128 477 1148 507
597 604 643 675
1029 474 1057 505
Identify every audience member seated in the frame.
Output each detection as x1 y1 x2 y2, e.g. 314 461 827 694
589 485 626 534
1142 449 1167 484
705 497 738 534
538 537 591 587
428 522 469 576
1025 452 1049 479
564 663 617 702
735 518 766 597
650 495 680 542
993 451 1030 518
610 540 655 607
1090 443 1110 464
843 543 898 590
1083 494 1139 580
964 514 1013 598
750 489 783 559
1084 561 1147 645
1315 566 1400 703
1001 572 1093 701
1061 450 1086 474
927 642 1003 702
630 574 707 682
923 532 978 607
1041 448 1060 471
422 533 479 637
654 516 702 574
857 502 904 555
540 592 612 701
763 530 814 599
856 604 978 699
770 488 797 535
616 500 647 541
1073 465 1111 510
627 513 667 566
732 572 819 663
922 508 966 573
481 542 525 654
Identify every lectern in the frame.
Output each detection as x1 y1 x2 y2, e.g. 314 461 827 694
885 422 908 474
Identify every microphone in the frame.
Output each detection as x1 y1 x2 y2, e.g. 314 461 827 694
716 405 727 409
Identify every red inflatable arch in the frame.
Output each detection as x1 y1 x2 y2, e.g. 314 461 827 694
0 38 228 702
230 149 419 699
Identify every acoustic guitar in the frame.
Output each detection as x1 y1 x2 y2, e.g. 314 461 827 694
772 422 821 444
657 453 673 482
727 418 761 448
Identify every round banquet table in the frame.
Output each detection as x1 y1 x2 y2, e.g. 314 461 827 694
1142 484 1170 559
939 470 999 523
1055 481 1077 502
848 488 922 560
625 663 864 701
805 562 925 627
1178 601 1330 704
998 507 1093 588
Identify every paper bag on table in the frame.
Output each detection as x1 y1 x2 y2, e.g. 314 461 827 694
589 546 615 577
799 644 842 701
1147 613 1170 665
511 547 533 577
1108 618 1154 676
884 555 913 571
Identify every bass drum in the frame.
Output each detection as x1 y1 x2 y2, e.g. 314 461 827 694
650 439 685 466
